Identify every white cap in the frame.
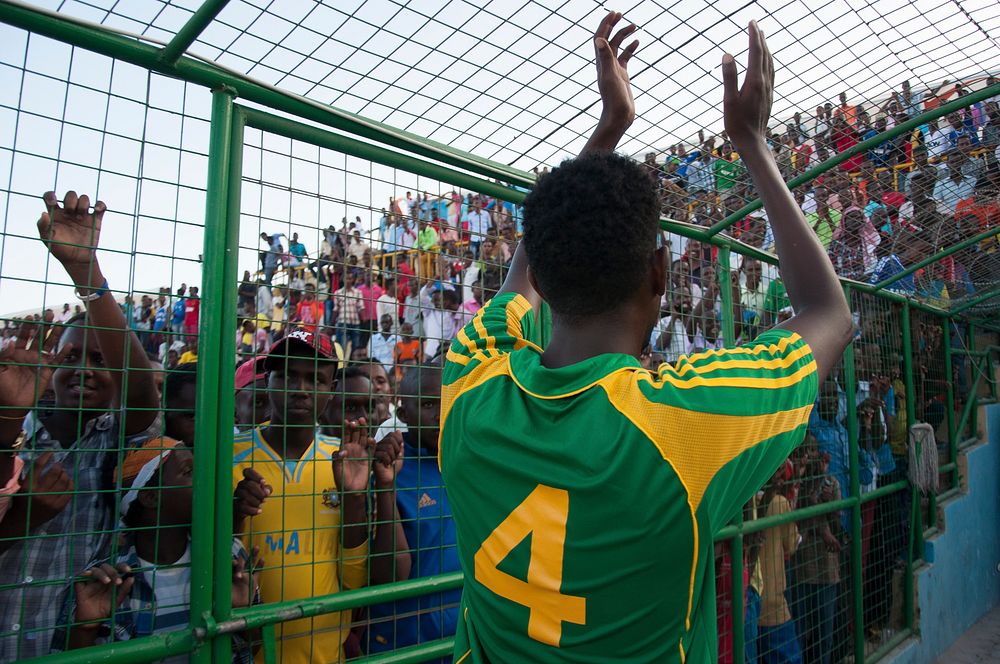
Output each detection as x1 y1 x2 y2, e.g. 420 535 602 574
119 449 175 518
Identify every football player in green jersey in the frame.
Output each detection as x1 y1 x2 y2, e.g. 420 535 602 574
439 11 853 663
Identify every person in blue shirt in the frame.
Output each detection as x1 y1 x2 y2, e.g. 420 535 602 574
171 285 186 332
808 379 851 533
945 112 980 149
288 232 308 268
366 364 458 661
864 116 894 168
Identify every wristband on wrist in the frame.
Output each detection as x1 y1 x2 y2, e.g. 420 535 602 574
75 279 109 303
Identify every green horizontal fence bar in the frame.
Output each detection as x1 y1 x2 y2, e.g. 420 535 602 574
224 572 464 632
875 226 1000 289
240 107 527 204
353 638 456 664
706 81 1000 237
156 0 230 65
952 286 1000 315
21 630 196 664
0 0 535 189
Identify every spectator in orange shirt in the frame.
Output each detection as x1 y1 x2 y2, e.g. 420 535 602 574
834 91 857 128
393 322 423 383
292 285 323 333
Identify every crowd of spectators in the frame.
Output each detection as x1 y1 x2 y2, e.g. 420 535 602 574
0 74 993 664
646 77 999 318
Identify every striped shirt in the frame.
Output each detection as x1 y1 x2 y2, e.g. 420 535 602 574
51 538 256 662
333 286 364 326
0 413 153 662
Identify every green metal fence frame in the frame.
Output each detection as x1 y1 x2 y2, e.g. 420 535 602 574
3 2 999 662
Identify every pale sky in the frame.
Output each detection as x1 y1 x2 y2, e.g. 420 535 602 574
1 0 998 315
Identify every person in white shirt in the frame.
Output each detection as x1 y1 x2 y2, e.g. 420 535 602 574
933 159 977 213
463 202 492 254
739 259 767 338
375 281 401 332
367 314 399 374
421 288 461 360
347 230 371 262
924 119 951 159
55 303 73 323
649 288 693 363
255 281 273 322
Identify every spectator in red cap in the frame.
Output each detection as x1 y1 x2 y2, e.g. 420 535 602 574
230 328 401 662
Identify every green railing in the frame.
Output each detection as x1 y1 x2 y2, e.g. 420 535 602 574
2 2 999 663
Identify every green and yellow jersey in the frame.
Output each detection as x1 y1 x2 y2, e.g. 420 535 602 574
440 292 817 663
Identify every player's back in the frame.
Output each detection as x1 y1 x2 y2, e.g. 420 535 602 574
440 293 817 663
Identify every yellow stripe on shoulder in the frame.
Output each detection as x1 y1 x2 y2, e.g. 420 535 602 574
505 294 542 352
667 344 813 379
650 360 817 390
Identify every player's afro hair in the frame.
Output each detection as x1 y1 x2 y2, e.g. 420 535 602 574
522 151 659 319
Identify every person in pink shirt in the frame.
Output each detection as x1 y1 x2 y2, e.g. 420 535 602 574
356 272 385 347
459 281 484 326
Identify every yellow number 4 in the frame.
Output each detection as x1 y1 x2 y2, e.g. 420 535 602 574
474 484 586 647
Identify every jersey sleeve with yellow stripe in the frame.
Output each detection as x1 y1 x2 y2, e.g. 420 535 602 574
606 328 818 530
445 292 538 384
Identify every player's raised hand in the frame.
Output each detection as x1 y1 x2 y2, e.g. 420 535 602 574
582 11 639 154
594 11 639 128
721 21 773 151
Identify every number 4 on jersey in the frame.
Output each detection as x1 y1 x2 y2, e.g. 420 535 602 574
474 484 586 647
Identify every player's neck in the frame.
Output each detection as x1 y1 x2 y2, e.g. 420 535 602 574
542 309 646 369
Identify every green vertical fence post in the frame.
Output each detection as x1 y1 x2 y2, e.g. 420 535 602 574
842 286 865 664
209 100 244 664
719 245 743 662
968 323 978 439
900 303 916 634
943 321 957 491
730 532 745 664
719 246 736 346
190 87 237 664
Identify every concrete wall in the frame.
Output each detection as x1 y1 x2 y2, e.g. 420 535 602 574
888 403 1000 664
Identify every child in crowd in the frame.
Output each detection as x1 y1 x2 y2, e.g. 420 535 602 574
790 439 841 664
366 364 459 663
0 191 158 661
393 322 422 383
234 356 270 432
56 441 261 660
757 462 802 664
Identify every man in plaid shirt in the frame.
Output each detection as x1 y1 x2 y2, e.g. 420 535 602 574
332 269 366 354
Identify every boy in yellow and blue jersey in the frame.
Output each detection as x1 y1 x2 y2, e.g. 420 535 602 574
439 12 853 664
